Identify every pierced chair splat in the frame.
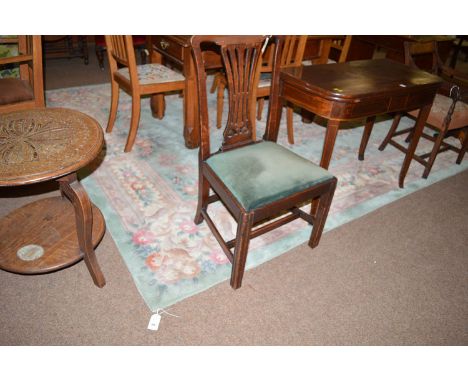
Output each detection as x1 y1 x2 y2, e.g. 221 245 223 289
191 35 337 290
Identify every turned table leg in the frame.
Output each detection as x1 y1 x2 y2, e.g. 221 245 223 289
58 173 106 287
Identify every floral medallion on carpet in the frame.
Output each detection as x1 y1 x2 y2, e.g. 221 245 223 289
46 81 467 310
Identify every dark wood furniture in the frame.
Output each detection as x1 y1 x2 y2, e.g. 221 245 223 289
450 36 468 69
256 36 308 143
303 36 351 64
105 35 185 152
0 108 106 287
267 59 442 188
149 35 223 149
348 36 454 69
43 35 89 64
379 41 468 179
0 35 45 113
192 35 337 289
214 36 308 142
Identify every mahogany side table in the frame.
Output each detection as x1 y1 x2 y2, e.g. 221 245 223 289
0 108 106 287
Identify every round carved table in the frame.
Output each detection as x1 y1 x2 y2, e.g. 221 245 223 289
0 108 106 287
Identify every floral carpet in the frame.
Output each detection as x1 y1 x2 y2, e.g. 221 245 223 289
47 81 468 311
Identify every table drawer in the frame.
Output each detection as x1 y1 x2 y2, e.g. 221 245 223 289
152 36 184 62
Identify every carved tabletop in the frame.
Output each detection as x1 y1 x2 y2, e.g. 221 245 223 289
0 108 106 287
0 108 103 186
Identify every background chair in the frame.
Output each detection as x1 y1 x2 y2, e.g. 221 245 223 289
95 35 148 70
302 35 352 65
378 41 468 179
0 35 44 113
105 35 185 152
192 35 337 290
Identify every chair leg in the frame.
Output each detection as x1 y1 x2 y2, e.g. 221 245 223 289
286 105 294 144
106 80 120 133
422 130 446 179
210 72 221 94
140 49 147 65
456 128 468 164
95 46 105 70
379 113 402 151
216 80 225 129
257 98 264 121
230 212 254 289
405 129 414 143
124 94 141 152
194 170 210 225
308 180 336 249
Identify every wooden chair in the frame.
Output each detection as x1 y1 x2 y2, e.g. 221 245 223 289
215 36 307 144
105 35 185 152
303 35 352 65
0 35 44 113
329 36 352 63
95 35 148 70
191 35 337 289
379 41 468 179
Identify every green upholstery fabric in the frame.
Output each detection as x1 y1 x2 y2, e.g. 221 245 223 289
206 141 334 211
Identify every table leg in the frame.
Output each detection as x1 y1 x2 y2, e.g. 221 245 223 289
358 115 377 160
150 96 165 120
398 103 432 188
149 49 166 120
58 173 106 288
320 119 340 169
182 50 200 149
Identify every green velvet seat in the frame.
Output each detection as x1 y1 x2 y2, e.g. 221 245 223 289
206 141 334 211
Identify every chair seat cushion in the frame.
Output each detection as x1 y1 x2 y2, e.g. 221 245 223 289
0 78 34 105
206 141 334 211
117 63 185 85
409 93 468 131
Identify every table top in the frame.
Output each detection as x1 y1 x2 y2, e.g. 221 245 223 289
281 59 442 102
0 108 103 186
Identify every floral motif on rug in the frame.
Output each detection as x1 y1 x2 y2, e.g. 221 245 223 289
46 81 467 310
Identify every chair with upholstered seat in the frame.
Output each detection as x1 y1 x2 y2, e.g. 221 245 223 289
105 35 185 152
192 35 337 290
379 40 468 179
0 35 44 113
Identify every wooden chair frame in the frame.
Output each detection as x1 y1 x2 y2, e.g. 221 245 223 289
192 35 337 289
379 41 467 179
214 36 307 144
0 35 44 113
105 35 185 152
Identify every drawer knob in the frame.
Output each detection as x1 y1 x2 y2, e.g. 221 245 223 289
160 40 170 50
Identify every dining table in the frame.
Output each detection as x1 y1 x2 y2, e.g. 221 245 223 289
265 59 443 188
